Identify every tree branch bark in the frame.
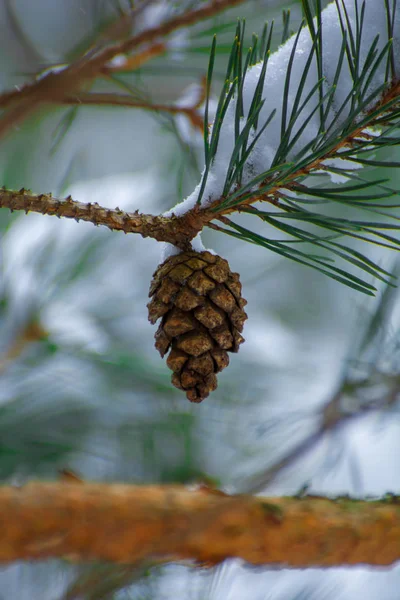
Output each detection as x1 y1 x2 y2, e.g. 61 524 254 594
61 92 204 131
0 482 399 567
0 188 207 250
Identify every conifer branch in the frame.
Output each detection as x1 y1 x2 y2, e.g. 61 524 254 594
0 482 399 567
1 77 399 239
206 79 400 217
0 1 399 295
103 42 167 74
0 188 206 250
208 79 400 216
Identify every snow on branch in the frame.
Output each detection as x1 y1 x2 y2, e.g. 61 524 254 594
169 0 400 214
157 0 400 293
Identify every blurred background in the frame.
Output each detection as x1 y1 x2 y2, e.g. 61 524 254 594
0 0 399 598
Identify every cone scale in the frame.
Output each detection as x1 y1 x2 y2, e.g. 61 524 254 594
147 251 247 402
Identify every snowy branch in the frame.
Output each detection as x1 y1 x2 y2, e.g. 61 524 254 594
0 67 398 256
0 482 399 567
0 1 399 292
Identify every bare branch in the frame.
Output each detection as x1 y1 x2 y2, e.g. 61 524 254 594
0 0 247 140
103 41 167 73
239 376 400 495
0 320 48 374
62 91 204 131
0 188 209 250
0 482 399 567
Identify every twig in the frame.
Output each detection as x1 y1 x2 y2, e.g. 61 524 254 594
239 376 399 495
63 92 204 131
0 320 48 374
229 80 400 214
0 188 208 250
103 42 167 73
0 0 248 140
0 482 399 567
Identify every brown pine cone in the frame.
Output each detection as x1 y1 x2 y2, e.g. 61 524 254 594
147 250 247 403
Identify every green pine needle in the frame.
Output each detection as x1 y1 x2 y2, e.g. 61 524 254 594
199 1 400 294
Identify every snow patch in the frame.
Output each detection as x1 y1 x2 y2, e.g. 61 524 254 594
319 158 364 183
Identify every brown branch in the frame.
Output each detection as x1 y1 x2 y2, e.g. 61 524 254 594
103 0 248 59
0 319 48 373
63 92 204 131
0 482 399 567
103 42 167 73
0 188 209 250
0 0 248 140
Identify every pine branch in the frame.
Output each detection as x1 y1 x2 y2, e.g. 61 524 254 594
0 482 399 567
103 42 167 73
0 188 208 250
1 69 398 246
1 1 399 294
205 78 400 216
166 1 399 292
210 78 400 213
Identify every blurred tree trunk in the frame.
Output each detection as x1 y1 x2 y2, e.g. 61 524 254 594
0 482 399 567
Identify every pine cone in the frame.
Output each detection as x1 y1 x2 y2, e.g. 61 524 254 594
147 250 247 403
